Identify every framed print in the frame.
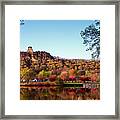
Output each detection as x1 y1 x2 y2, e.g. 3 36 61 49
0 0 119 119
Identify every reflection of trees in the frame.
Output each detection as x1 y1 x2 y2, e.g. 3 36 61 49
20 86 63 100
20 88 32 100
20 86 100 100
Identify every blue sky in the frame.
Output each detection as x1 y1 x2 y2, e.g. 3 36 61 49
20 20 95 59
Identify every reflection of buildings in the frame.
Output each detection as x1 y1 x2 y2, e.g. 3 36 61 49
20 46 54 68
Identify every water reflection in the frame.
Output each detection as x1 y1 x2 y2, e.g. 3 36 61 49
20 85 100 100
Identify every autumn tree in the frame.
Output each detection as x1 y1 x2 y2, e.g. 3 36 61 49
80 20 100 59
20 68 37 82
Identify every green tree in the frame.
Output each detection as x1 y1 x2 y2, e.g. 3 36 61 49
37 70 50 80
80 20 100 59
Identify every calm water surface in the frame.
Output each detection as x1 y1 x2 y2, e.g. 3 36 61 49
20 85 100 100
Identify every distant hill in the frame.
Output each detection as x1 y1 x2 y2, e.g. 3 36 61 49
20 51 55 68
21 51 54 59
20 46 100 69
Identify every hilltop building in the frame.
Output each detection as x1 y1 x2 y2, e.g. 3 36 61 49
20 46 54 68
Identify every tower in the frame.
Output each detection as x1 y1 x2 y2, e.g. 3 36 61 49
27 46 38 65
